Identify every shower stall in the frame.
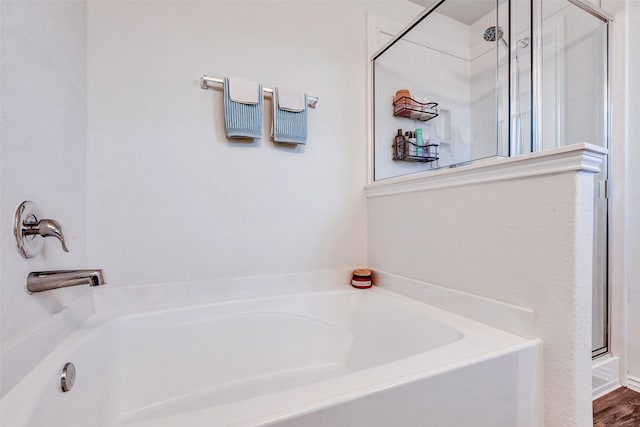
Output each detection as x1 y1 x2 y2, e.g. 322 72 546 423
372 0 611 356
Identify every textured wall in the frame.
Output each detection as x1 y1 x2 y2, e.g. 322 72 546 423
0 1 87 352
367 160 599 426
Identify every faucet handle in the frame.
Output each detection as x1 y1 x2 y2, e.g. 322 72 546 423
36 219 69 252
14 201 70 258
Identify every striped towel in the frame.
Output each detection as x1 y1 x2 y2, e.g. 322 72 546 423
272 88 308 144
223 77 263 139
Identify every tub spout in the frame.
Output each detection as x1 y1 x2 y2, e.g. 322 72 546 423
26 269 106 294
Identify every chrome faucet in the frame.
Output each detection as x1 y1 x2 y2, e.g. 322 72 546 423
26 270 106 294
14 201 69 258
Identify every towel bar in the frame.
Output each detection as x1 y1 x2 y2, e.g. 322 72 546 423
200 75 318 109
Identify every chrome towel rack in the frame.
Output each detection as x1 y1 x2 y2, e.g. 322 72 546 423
200 75 318 109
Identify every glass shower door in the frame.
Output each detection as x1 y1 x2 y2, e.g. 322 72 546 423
538 0 609 356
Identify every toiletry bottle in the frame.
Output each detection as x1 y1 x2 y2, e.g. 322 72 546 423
409 132 416 156
395 129 404 158
415 129 423 157
424 124 434 157
405 132 411 156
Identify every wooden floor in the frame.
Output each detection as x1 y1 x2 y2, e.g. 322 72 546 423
593 387 640 426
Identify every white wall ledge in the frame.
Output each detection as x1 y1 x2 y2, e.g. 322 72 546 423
366 143 607 198
373 270 535 339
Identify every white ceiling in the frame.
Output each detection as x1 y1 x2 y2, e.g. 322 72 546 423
408 0 496 25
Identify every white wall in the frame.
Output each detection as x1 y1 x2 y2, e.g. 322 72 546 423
597 0 638 386
0 0 87 366
86 1 420 286
367 151 602 426
625 0 640 382
601 0 629 388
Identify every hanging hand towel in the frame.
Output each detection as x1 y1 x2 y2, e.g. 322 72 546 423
277 87 306 112
272 87 308 144
223 77 263 139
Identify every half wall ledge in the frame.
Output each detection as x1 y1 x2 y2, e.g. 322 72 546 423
365 143 607 198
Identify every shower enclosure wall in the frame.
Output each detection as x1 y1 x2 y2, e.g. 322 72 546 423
372 0 611 356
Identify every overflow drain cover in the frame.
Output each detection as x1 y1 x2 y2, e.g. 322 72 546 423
60 362 76 392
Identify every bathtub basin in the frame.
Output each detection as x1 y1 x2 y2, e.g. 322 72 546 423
1 286 541 426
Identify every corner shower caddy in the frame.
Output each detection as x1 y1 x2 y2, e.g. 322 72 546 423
392 139 439 163
392 96 439 163
393 96 439 122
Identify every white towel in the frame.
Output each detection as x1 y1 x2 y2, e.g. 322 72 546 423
277 87 305 112
229 78 259 105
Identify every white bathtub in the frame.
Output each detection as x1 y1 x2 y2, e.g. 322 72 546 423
1 286 541 427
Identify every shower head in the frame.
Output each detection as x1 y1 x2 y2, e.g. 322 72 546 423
483 26 509 49
483 26 504 42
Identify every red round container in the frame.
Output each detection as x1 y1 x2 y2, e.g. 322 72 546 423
351 269 373 289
